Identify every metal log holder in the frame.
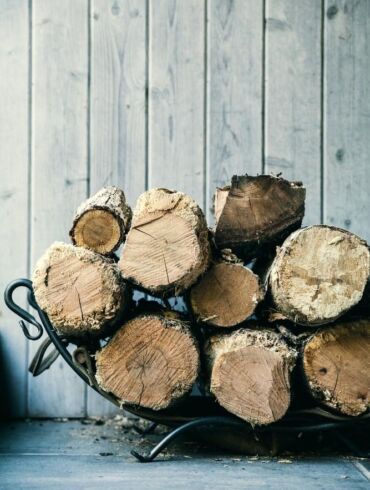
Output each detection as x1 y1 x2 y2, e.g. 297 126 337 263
4 278 370 462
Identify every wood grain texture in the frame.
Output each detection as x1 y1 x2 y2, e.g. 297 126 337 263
89 0 146 206
148 0 205 207
265 0 322 225
0 0 29 417
30 0 88 417
324 0 370 239
87 0 147 416
207 0 263 222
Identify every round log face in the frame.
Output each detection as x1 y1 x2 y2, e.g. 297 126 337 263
33 242 128 337
304 322 370 416
190 263 263 327
96 315 200 410
211 346 291 425
73 209 122 254
120 214 202 294
270 226 370 325
45 254 105 323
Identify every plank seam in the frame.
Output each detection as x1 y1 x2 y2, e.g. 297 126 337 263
145 0 150 191
261 0 266 174
203 0 208 215
26 0 33 418
320 0 325 224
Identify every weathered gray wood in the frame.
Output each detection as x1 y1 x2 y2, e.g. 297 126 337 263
148 0 205 208
324 0 370 240
89 0 146 206
265 0 322 225
30 0 88 417
87 0 147 417
207 0 263 222
0 0 29 417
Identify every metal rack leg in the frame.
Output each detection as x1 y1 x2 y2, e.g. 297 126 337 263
131 416 246 463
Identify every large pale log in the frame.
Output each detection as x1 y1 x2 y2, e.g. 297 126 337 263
214 175 305 258
303 320 370 416
269 225 370 326
119 188 211 296
32 242 130 338
70 186 132 254
96 313 200 410
189 262 264 327
205 328 297 425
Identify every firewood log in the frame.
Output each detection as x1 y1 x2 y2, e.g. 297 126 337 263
303 320 370 416
204 328 297 425
214 175 305 259
119 188 211 296
32 242 130 338
189 261 264 327
96 313 200 410
268 225 370 326
70 186 132 254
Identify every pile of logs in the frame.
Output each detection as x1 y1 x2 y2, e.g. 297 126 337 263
32 175 370 426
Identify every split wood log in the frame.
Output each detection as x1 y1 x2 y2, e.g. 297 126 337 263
303 320 370 416
70 186 132 254
119 188 211 296
96 313 200 410
32 242 130 338
214 174 305 258
268 225 370 326
205 328 297 425
189 262 265 327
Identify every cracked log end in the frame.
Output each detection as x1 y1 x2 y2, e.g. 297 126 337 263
95 314 200 410
214 174 305 259
205 328 297 425
119 188 211 296
70 186 132 254
269 225 370 326
303 320 370 416
32 242 130 338
189 262 265 327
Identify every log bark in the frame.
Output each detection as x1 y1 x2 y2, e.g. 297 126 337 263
96 313 200 410
268 225 370 326
214 175 305 259
303 319 370 416
70 186 132 254
119 188 211 296
32 242 130 338
204 328 297 425
189 262 265 327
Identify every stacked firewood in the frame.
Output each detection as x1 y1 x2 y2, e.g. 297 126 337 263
32 176 370 425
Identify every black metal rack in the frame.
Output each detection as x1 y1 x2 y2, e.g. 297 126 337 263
4 278 370 462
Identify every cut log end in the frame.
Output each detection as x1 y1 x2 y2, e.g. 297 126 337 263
214 174 305 258
269 225 370 326
190 262 264 327
96 314 200 410
206 329 297 425
119 188 210 296
303 320 370 416
70 186 132 254
72 209 122 254
32 242 129 338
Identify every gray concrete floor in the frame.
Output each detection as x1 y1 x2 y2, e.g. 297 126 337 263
0 418 369 489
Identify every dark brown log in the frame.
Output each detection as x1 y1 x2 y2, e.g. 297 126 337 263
268 225 370 326
70 186 132 254
119 188 211 296
32 242 130 338
189 262 265 328
303 319 370 416
96 313 200 410
204 328 297 425
214 174 305 258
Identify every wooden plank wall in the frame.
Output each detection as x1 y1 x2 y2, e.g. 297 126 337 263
0 0 369 417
